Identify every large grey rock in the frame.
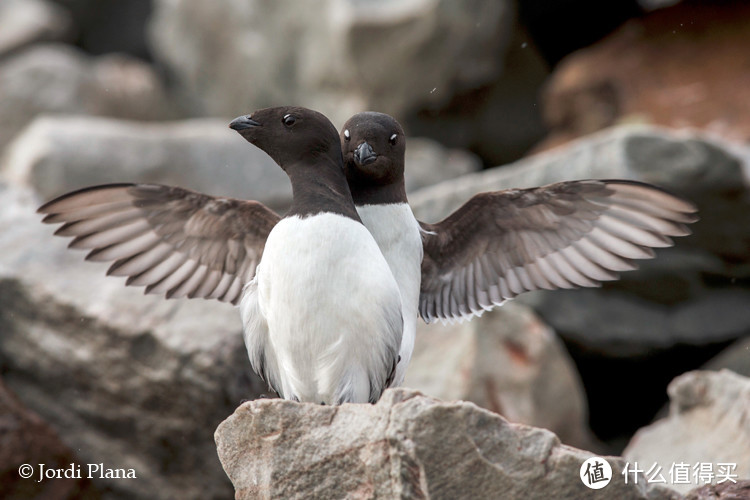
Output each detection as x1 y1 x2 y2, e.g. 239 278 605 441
410 124 741 222
406 302 594 450
0 44 174 152
403 137 481 193
148 0 513 125
1 115 289 209
0 0 72 58
520 288 750 356
410 124 750 354
215 388 680 499
703 337 750 379
0 184 265 499
624 370 750 494
1 115 479 210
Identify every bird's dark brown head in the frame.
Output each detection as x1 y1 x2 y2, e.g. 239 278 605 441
341 112 406 187
230 106 342 171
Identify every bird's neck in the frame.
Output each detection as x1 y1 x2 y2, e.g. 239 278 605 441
286 157 362 221
349 176 407 206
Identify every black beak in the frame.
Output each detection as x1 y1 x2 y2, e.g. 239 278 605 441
229 115 261 131
354 141 377 166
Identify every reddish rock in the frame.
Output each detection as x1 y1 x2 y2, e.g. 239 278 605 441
540 2 750 150
0 378 100 499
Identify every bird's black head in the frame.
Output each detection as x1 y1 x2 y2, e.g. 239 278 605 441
230 106 342 171
341 112 406 188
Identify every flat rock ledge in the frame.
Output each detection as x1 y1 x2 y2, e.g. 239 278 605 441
215 388 680 500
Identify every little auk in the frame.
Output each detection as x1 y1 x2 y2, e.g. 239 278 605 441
38 106 403 405
340 111 699 386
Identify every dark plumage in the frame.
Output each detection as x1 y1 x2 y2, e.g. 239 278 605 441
341 111 699 324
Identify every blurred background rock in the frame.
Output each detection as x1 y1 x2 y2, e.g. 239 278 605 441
0 0 749 498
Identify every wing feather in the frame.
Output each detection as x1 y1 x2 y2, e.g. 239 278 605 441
419 180 698 323
39 183 281 304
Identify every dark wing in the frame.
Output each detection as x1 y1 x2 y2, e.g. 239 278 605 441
38 183 281 304
419 180 698 323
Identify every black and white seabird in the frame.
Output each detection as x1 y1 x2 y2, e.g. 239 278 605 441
38 106 403 405
341 111 699 383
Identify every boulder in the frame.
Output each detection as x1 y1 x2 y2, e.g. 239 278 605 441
540 2 750 149
406 302 594 450
215 388 680 499
0 377 101 499
624 370 750 494
702 337 750 379
47 0 151 58
1 115 479 210
0 183 266 499
0 44 174 152
686 480 750 500
0 115 290 209
147 0 513 125
0 0 72 58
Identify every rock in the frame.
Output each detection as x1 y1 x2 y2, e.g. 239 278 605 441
1 115 478 210
624 370 750 494
404 24 550 166
686 480 750 500
48 0 152 58
540 2 750 149
0 183 266 499
0 44 175 152
702 337 750 379
0 115 288 209
521 288 750 357
147 0 513 125
215 388 680 499
403 137 481 193
0 0 72 58
0 377 101 500
406 302 595 450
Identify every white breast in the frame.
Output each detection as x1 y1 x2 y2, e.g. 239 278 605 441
240 213 403 404
356 203 423 386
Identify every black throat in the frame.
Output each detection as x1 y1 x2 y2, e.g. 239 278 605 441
286 156 362 221
347 171 408 206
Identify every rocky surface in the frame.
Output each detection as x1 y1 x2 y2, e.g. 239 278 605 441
703 337 750 379
540 2 750 149
0 0 72 58
215 388 680 500
49 0 152 58
0 44 175 152
0 184 265 499
0 377 101 499
686 480 750 500
1 115 479 209
624 370 750 494
148 0 514 125
0 115 288 208
406 302 594 450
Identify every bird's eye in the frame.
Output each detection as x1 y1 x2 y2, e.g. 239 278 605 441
282 114 296 127
389 133 398 146
343 129 350 141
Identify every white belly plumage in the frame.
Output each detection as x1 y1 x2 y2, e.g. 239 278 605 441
240 213 403 404
356 203 423 387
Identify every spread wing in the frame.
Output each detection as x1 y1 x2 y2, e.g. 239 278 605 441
38 183 281 304
419 180 698 323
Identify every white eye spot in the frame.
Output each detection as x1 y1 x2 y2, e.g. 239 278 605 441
344 129 350 140
389 133 397 145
